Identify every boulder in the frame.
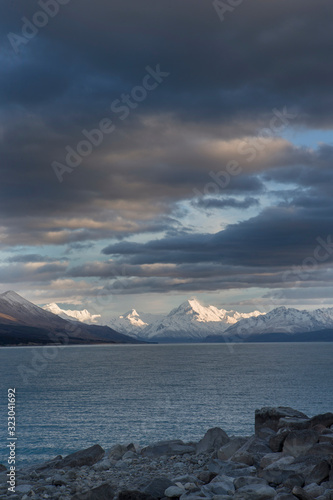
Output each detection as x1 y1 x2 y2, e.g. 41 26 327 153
233 476 268 490
231 435 271 465
141 440 195 457
292 486 313 500
208 474 235 495
196 471 217 484
278 419 311 431
304 483 326 497
196 428 229 454
310 413 333 429
234 483 277 499
283 430 319 457
269 429 290 453
255 407 308 434
305 442 333 456
143 477 175 498
217 437 247 460
165 486 185 498
57 444 105 468
72 483 115 500
108 443 135 461
304 460 330 485
260 452 286 469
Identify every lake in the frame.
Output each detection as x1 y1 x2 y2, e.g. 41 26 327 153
0 342 332 467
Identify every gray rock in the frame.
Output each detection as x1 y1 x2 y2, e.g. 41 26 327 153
142 441 195 458
233 476 268 490
108 443 135 461
57 444 105 468
310 413 333 429
196 428 230 454
218 438 248 460
292 486 313 500
255 407 308 434
304 459 330 485
260 452 286 469
165 486 185 498
305 442 333 456
304 483 326 497
143 477 175 498
283 430 319 457
15 484 33 494
208 475 235 495
231 435 271 465
269 429 290 453
123 451 137 460
278 419 311 431
234 483 277 499
196 471 217 484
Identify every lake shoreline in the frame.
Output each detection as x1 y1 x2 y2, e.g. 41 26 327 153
1 406 332 499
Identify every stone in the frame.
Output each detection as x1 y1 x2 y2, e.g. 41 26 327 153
269 429 290 453
208 474 235 495
304 483 326 497
57 444 105 468
231 435 271 466
143 477 175 498
165 486 185 498
196 428 230 454
118 492 156 500
255 407 308 434
305 442 333 456
196 471 217 484
234 483 277 499
292 486 313 500
231 451 254 466
304 460 330 485
310 413 333 429
260 452 286 469
278 419 311 431
52 474 66 486
283 474 304 489
275 495 298 500
15 484 33 494
233 476 268 490
123 451 137 460
141 441 195 458
217 437 248 460
283 430 319 457
256 426 277 441
108 443 135 461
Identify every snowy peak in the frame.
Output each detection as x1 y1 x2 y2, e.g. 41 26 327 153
140 299 265 340
225 305 333 337
43 303 101 324
109 309 150 338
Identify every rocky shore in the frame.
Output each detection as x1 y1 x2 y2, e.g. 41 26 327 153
1 407 333 500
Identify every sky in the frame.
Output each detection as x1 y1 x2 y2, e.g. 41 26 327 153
1 0 333 319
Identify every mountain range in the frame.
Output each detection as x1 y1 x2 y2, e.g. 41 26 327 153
108 299 333 342
0 291 143 346
1 291 333 345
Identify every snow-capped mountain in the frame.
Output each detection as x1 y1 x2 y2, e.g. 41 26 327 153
0 291 69 329
108 309 163 338
43 303 101 324
137 299 264 341
224 306 333 338
0 291 143 345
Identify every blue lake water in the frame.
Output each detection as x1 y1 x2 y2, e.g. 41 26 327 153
0 343 332 467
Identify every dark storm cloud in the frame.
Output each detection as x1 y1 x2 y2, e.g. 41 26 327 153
5 254 57 263
102 202 333 268
1 0 333 299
